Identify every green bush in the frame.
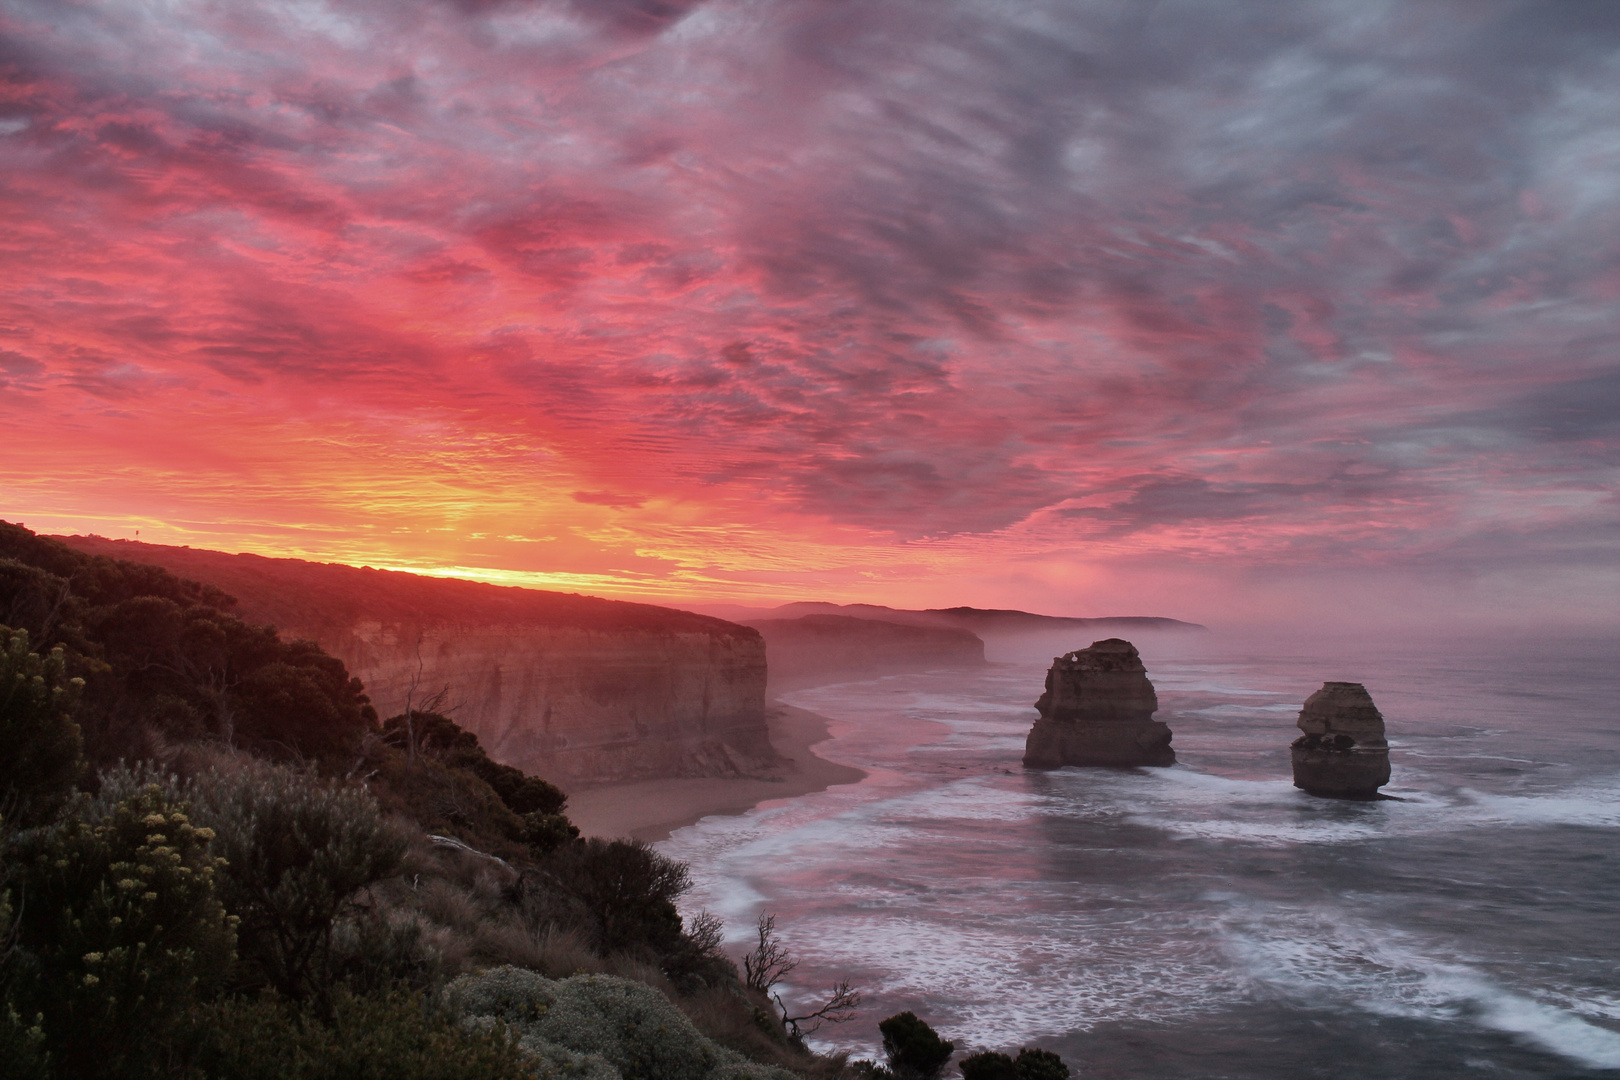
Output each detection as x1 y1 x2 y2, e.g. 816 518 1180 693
878 1012 954 1080
0 846 49 1080
8 783 236 1079
384 711 568 815
1011 1048 1069 1080
0 626 84 830
541 838 690 956
194 987 533 1080
959 1051 1015 1080
521 810 581 855
448 965 769 1080
187 760 408 1000
0 1000 49 1080
959 1047 1070 1080
330 905 446 995
377 711 577 856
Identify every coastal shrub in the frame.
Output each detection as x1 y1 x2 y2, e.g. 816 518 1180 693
8 783 236 1079
522 810 581 855
385 711 570 816
1010 1047 1069 1080
194 987 533 1080
879 1012 954 1080
368 749 532 860
377 710 578 857
187 759 409 1000
0 830 49 1080
542 838 691 955
0 1001 49 1080
0 626 85 830
959 1051 1015 1080
330 905 448 995
448 966 744 1080
954 1047 1072 1080
710 1064 804 1080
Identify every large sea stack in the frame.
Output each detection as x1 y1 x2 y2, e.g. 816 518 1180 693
1290 682 1391 798
1023 638 1175 768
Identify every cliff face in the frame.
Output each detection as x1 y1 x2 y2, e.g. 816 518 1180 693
59 537 770 784
1290 681 1391 798
1023 638 1175 768
742 614 986 691
702 601 1206 636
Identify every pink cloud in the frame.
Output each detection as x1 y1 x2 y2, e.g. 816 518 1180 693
1 0 1616 625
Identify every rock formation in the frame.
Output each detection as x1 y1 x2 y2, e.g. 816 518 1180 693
1022 638 1175 768
59 537 770 785
740 614 986 691
1290 682 1391 798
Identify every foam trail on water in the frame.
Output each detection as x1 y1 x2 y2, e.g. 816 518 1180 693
1217 900 1620 1070
664 646 1620 1076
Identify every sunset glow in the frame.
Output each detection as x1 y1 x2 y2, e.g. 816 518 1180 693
3 0 1617 627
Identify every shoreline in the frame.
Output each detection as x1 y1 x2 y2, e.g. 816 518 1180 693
564 701 866 843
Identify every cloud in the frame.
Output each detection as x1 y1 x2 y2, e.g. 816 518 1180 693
0 0 1616 613
572 490 646 509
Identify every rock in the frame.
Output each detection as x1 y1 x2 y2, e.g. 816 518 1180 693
1290 682 1391 798
1022 638 1175 768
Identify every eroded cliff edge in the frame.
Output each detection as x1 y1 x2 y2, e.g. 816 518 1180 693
59 537 769 784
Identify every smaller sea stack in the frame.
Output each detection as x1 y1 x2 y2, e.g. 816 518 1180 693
1290 682 1391 798
1023 638 1175 768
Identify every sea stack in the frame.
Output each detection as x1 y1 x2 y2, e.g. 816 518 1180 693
1290 682 1391 798
1023 638 1175 768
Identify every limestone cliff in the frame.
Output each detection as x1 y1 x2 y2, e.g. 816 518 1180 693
59 537 769 784
1290 682 1391 798
702 601 1206 636
1023 638 1175 768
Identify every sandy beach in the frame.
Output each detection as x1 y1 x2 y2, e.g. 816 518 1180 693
565 702 865 842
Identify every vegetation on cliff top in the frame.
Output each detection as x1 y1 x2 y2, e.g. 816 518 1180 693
0 521 1070 1080
0 523 837 1079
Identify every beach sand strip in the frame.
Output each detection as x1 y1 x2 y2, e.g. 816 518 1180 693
564 702 864 843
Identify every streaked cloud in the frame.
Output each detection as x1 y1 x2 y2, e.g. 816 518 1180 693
1 0 1616 625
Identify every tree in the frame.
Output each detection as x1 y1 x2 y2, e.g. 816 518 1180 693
777 979 861 1045
743 913 797 993
879 1012 955 1080
742 913 861 1046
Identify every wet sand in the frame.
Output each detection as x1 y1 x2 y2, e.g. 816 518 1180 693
565 702 865 842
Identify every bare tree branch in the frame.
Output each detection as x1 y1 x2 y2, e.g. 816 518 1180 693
687 910 724 958
777 980 862 1041
743 912 797 993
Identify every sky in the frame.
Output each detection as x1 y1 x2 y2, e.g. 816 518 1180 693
2 0 1617 629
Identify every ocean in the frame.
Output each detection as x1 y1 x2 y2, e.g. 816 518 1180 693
661 630 1620 1079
